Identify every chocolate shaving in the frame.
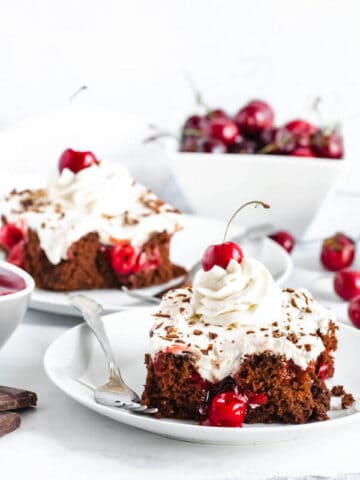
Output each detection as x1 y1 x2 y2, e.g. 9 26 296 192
286 333 298 344
123 211 139 226
208 332 218 340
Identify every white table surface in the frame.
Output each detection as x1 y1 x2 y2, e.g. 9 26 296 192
1 193 360 480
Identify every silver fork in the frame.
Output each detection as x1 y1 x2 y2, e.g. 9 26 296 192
70 294 158 415
121 222 275 305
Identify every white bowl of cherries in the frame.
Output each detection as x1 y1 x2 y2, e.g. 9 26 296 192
166 99 347 237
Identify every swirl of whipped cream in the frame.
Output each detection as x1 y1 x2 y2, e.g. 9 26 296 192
193 258 282 326
48 162 134 216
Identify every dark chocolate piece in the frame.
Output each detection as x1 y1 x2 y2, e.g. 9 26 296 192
0 412 21 437
0 386 37 411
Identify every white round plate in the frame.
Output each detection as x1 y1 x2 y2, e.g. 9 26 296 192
30 214 292 316
44 307 360 445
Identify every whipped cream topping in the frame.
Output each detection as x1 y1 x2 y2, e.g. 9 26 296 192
149 258 335 383
1 162 182 264
193 258 282 326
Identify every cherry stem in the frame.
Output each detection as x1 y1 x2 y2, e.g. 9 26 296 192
312 96 324 126
143 124 179 144
258 143 276 154
183 72 211 112
69 85 88 103
223 201 271 243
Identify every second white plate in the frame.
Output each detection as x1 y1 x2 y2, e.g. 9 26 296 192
30 214 292 316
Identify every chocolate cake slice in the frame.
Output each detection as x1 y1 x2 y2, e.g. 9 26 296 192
0 152 185 291
142 257 338 426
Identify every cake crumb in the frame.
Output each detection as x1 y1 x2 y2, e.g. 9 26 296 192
342 393 355 409
331 385 345 397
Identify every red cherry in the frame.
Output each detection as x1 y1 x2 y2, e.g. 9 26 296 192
58 149 99 174
273 127 296 153
196 137 227 153
312 131 343 159
206 109 228 121
291 147 316 157
349 295 360 328
180 136 198 152
208 117 239 145
317 363 329 380
7 240 25 268
0 223 24 250
285 119 317 147
183 114 209 133
108 243 138 276
202 242 243 271
234 100 274 135
269 231 295 253
206 391 247 427
228 136 257 154
202 201 269 271
259 128 296 155
136 246 161 272
320 233 355 271
334 270 360 301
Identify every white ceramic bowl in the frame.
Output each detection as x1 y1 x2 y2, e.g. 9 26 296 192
168 150 348 237
0 261 34 348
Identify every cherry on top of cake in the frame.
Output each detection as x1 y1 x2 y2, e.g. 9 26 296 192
0 149 182 265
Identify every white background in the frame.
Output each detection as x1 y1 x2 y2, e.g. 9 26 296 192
0 0 359 190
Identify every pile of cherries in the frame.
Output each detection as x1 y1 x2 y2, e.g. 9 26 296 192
180 99 344 159
320 232 360 328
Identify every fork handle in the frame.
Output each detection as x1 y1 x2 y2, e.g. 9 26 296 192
70 296 126 387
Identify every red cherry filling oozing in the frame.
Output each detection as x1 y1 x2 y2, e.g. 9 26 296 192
58 149 99 174
0 223 24 250
0 223 26 268
204 391 247 427
317 363 329 380
201 201 270 272
203 390 268 427
108 242 161 278
7 240 26 268
320 232 355 271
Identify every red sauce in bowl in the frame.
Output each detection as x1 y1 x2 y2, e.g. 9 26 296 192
0 267 26 296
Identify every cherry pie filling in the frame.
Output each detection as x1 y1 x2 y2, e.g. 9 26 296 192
0 223 161 278
151 351 332 427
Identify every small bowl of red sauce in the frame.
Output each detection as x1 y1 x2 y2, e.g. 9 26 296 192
0 261 34 348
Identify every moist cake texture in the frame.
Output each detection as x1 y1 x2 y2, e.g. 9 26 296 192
142 257 338 425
